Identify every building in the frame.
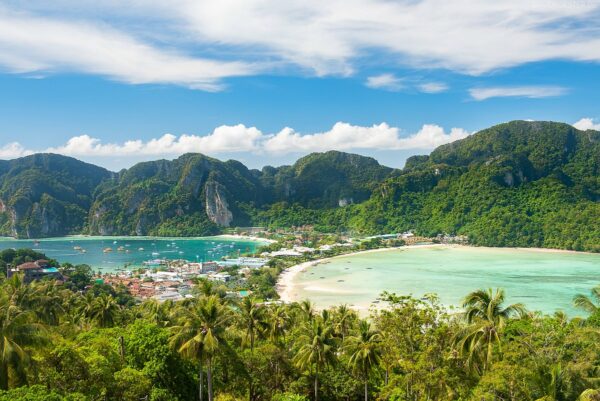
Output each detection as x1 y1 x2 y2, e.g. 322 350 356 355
9 259 63 283
200 261 219 273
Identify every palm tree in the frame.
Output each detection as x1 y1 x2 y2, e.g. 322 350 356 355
0 291 47 389
578 389 600 400
293 318 337 401
238 297 267 352
170 296 231 401
139 299 174 327
573 285 600 314
454 288 526 373
344 320 382 401
534 363 567 401
333 304 355 341
266 304 291 344
296 300 316 322
86 294 121 328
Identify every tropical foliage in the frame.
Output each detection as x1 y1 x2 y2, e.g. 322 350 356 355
0 262 598 401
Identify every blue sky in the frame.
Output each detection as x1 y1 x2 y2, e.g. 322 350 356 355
0 1 599 170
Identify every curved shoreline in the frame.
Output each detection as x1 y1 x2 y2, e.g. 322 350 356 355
276 244 600 304
277 244 443 303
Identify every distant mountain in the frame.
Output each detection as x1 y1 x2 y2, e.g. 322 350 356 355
0 154 112 237
0 121 598 252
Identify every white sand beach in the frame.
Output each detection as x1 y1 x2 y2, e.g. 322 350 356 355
276 243 443 303
214 234 277 244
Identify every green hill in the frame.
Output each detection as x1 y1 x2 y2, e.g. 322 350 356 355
343 121 600 251
0 121 598 251
0 154 112 237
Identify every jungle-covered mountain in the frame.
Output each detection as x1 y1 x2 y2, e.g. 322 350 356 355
256 120 599 251
0 121 598 251
0 154 112 238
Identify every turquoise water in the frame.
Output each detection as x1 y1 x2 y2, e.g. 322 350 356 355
0 236 263 273
291 246 600 316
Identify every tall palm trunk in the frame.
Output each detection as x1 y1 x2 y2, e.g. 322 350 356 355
198 351 204 401
314 366 319 401
364 380 368 401
207 357 214 401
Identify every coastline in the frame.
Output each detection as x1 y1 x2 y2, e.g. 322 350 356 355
276 243 600 304
277 243 444 303
0 233 274 244
213 234 276 244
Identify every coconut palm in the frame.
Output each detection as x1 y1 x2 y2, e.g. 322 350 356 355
238 297 267 352
86 294 121 328
139 299 174 327
293 318 337 401
454 288 526 373
266 304 291 344
333 304 356 341
344 320 382 401
170 295 231 401
296 300 316 323
534 363 568 401
573 285 600 314
0 291 47 389
578 389 600 401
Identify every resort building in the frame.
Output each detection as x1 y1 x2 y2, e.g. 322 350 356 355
8 259 63 283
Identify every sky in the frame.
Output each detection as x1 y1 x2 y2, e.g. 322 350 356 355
0 1 600 171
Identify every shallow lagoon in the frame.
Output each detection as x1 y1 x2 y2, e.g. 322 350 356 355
291 245 600 316
0 236 263 273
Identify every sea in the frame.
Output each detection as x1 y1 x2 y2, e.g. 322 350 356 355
0 236 265 273
289 245 600 316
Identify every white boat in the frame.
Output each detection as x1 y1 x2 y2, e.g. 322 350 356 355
152 252 160 256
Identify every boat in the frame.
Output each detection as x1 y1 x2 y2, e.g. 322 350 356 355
113 241 118 244
117 246 126 252
152 252 160 256
73 246 82 251
81 249 87 253
138 247 144 251
103 247 113 253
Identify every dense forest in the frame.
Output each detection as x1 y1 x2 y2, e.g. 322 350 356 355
0 248 599 401
0 120 598 252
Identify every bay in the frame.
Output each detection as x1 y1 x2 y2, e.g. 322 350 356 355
290 245 600 316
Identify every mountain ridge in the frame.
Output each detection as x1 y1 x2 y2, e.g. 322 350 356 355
0 121 598 252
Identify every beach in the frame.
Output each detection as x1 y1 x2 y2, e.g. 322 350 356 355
276 243 443 303
214 234 277 244
276 244 600 315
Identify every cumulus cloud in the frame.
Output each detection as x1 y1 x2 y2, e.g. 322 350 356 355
2 1 600 85
365 74 403 91
0 122 470 161
0 142 31 159
572 118 600 131
469 86 568 101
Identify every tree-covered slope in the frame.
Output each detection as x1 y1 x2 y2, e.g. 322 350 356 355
88 153 268 236
344 121 600 251
261 150 395 208
0 154 112 237
0 121 597 251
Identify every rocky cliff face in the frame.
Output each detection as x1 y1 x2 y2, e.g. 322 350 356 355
205 181 233 226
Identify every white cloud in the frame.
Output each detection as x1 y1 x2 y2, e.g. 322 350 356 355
0 6 259 90
365 74 403 91
469 86 568 101
0 122 470 161
2 1 600 85
0 142 31 159
418 82 449 93
572 118 600 131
